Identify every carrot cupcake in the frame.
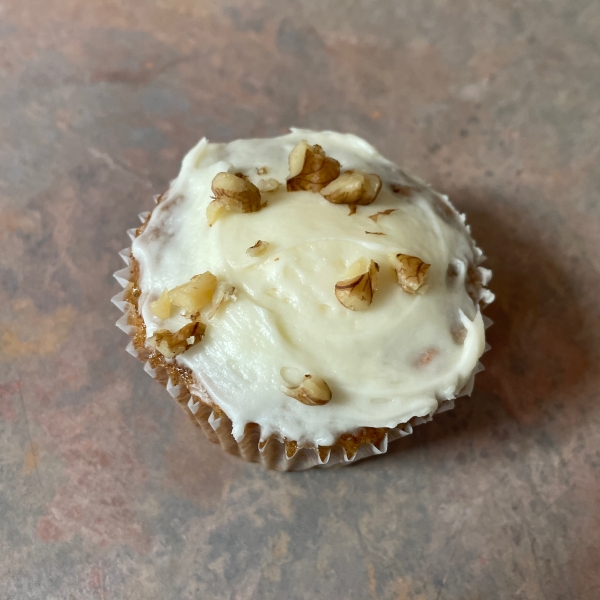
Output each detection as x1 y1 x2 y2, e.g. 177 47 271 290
112 129 493 470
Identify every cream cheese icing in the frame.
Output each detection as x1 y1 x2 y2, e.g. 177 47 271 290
132 129 491 446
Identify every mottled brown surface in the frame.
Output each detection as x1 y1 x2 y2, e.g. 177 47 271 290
1 0 600 598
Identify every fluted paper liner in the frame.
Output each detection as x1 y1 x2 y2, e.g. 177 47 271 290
112 210 493 471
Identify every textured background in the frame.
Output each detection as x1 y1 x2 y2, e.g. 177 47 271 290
1 1 600 598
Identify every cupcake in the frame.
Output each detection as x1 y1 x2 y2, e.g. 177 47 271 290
113 129 493 471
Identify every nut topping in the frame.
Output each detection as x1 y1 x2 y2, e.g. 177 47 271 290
206 281 236 319
320 170 382 206
287 141 340 192
335 259 379 310
368 209 396 222
168 272 218 313
246 240 270 257
148 317 206 359
256 178 280 193
282 374 332 406
149 289 171 319
388 253 430 294
207 172 262 226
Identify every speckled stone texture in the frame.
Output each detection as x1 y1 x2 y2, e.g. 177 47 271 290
1 1 599 598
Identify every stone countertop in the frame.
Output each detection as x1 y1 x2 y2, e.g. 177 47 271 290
1 1 599 598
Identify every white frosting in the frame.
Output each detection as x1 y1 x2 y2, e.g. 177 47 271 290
132 130 488 446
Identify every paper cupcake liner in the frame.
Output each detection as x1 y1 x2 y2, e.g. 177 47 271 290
112 211 493 471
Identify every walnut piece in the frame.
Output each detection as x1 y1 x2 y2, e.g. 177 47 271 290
368 209 396 222
206 281 236 319
282 374 332 406
256 166 268 175
149 289 171 319
246 240 270 257
256 178 280 193
335 259 379 310
388 253 430 294
287 141 340 192
207 172 262 226
168 272 218 313
148 318 206 359
320 170 382 206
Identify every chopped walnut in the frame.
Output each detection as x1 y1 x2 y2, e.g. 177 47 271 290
256 178 280 193
320 170 382 206
388 253 430 294
148 318 206 359
206 200 224 227
282 374 332 406
335 259 379 310
287 141 340 192
256 166 268 175
168 272 218 313
345 257 372 279
206 281 236 319
368 209 396 222
348 205 357 216
149 289 171 319
207 172 262 226
246 240 270 257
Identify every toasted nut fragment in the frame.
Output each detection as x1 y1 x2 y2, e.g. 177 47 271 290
246 240 270 257
148 318 206 359
345 257 374 279
348 205 357 216
256 178 280 193
256 166 268 175
207 172 262 225
149 289 171 319
282 374 332 406
287 141 340 192
335 259 379 310
368 209 396 222
206 200 225 226
320 170 382 206
388 253 430 294
206 281 236 319
168 272 218 313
